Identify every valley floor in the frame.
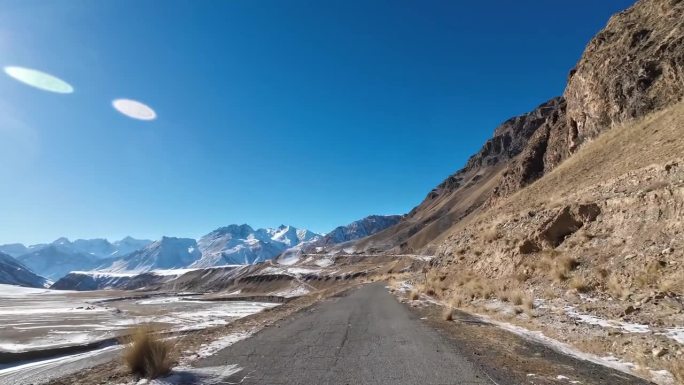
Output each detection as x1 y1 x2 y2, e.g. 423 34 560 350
38 280 660 385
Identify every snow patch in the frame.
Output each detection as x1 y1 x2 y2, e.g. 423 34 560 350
273 286 310 298
137 365 243 385
196 331 253 358
663 327 684 345
0 284 74 296
314 258 334 267
564 306 650 333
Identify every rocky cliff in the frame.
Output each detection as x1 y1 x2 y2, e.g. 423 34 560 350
358 0 684 255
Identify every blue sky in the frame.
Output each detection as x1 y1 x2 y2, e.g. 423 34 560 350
0 0 634 244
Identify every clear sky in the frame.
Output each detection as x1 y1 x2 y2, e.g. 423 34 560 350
0 0 634 245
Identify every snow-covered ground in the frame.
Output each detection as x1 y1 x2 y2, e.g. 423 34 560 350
0 284 281 385
0 285 278 354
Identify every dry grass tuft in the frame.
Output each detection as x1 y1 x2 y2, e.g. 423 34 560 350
659 278 683 294
607 275 630 300
442 307 454 321
122 326 173 379
514 271 530 283
409 290 420 300
636 260 664 288
570 276 592 293
665 358 684 383
511 291 524 306
542 253 579 281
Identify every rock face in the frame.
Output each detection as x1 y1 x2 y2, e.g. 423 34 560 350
536 204 601 248
564 0 684 143
359 0 684 254
0 252 48 287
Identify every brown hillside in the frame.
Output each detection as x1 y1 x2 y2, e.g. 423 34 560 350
354 0 683 255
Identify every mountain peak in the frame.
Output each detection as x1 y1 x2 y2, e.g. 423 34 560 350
52 237 71 245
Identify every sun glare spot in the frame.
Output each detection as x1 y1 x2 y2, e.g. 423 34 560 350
3 66 74 94
112 99 157 121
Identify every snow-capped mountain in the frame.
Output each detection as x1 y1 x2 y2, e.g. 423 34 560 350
17 245 102 280
113 236 153 257
277 215 403 264
0 237 152 259
0 251 49 288
267 225 320 247
320 215 403 245
101 237 202 273
192 224 321 266
4 237 152 280
0 243 43 258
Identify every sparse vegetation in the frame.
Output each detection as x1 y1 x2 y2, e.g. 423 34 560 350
409 290 420 300
665 358 684 384
569 276 591 293
511 291 524 306
482 227 501 243
607 275 630 300
636 260 663 288
540 252 578 282
122 326 173 379
442 307 454 321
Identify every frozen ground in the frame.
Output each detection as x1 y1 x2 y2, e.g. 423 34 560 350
0 285 279 354
0 283 280 385
0 285 276 353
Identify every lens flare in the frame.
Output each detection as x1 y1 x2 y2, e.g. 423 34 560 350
112 99 157 121
3 66 74 94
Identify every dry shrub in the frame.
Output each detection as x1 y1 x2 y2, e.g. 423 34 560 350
122 326 173 379
607 275 630 300
665 358 684 383
511 291 524 305
451 295 465 308
514 271 530 283
570 276 592 293
659 278 683 294
442 307 454 321
636 261 664 288
523 296 534 309
409 290 420 300
542 253 579 281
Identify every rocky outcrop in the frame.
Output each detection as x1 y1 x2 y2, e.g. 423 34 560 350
536 203 601 248
493 98 569 198
360 0 684 254
564 0 684 143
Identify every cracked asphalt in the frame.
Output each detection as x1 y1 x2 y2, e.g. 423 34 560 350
197 283 497 385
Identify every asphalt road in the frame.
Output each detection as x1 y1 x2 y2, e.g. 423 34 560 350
199 283 497 385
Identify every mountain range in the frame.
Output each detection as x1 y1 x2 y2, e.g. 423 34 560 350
276 215 403 264
193 224 321 266
0 216 401 286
